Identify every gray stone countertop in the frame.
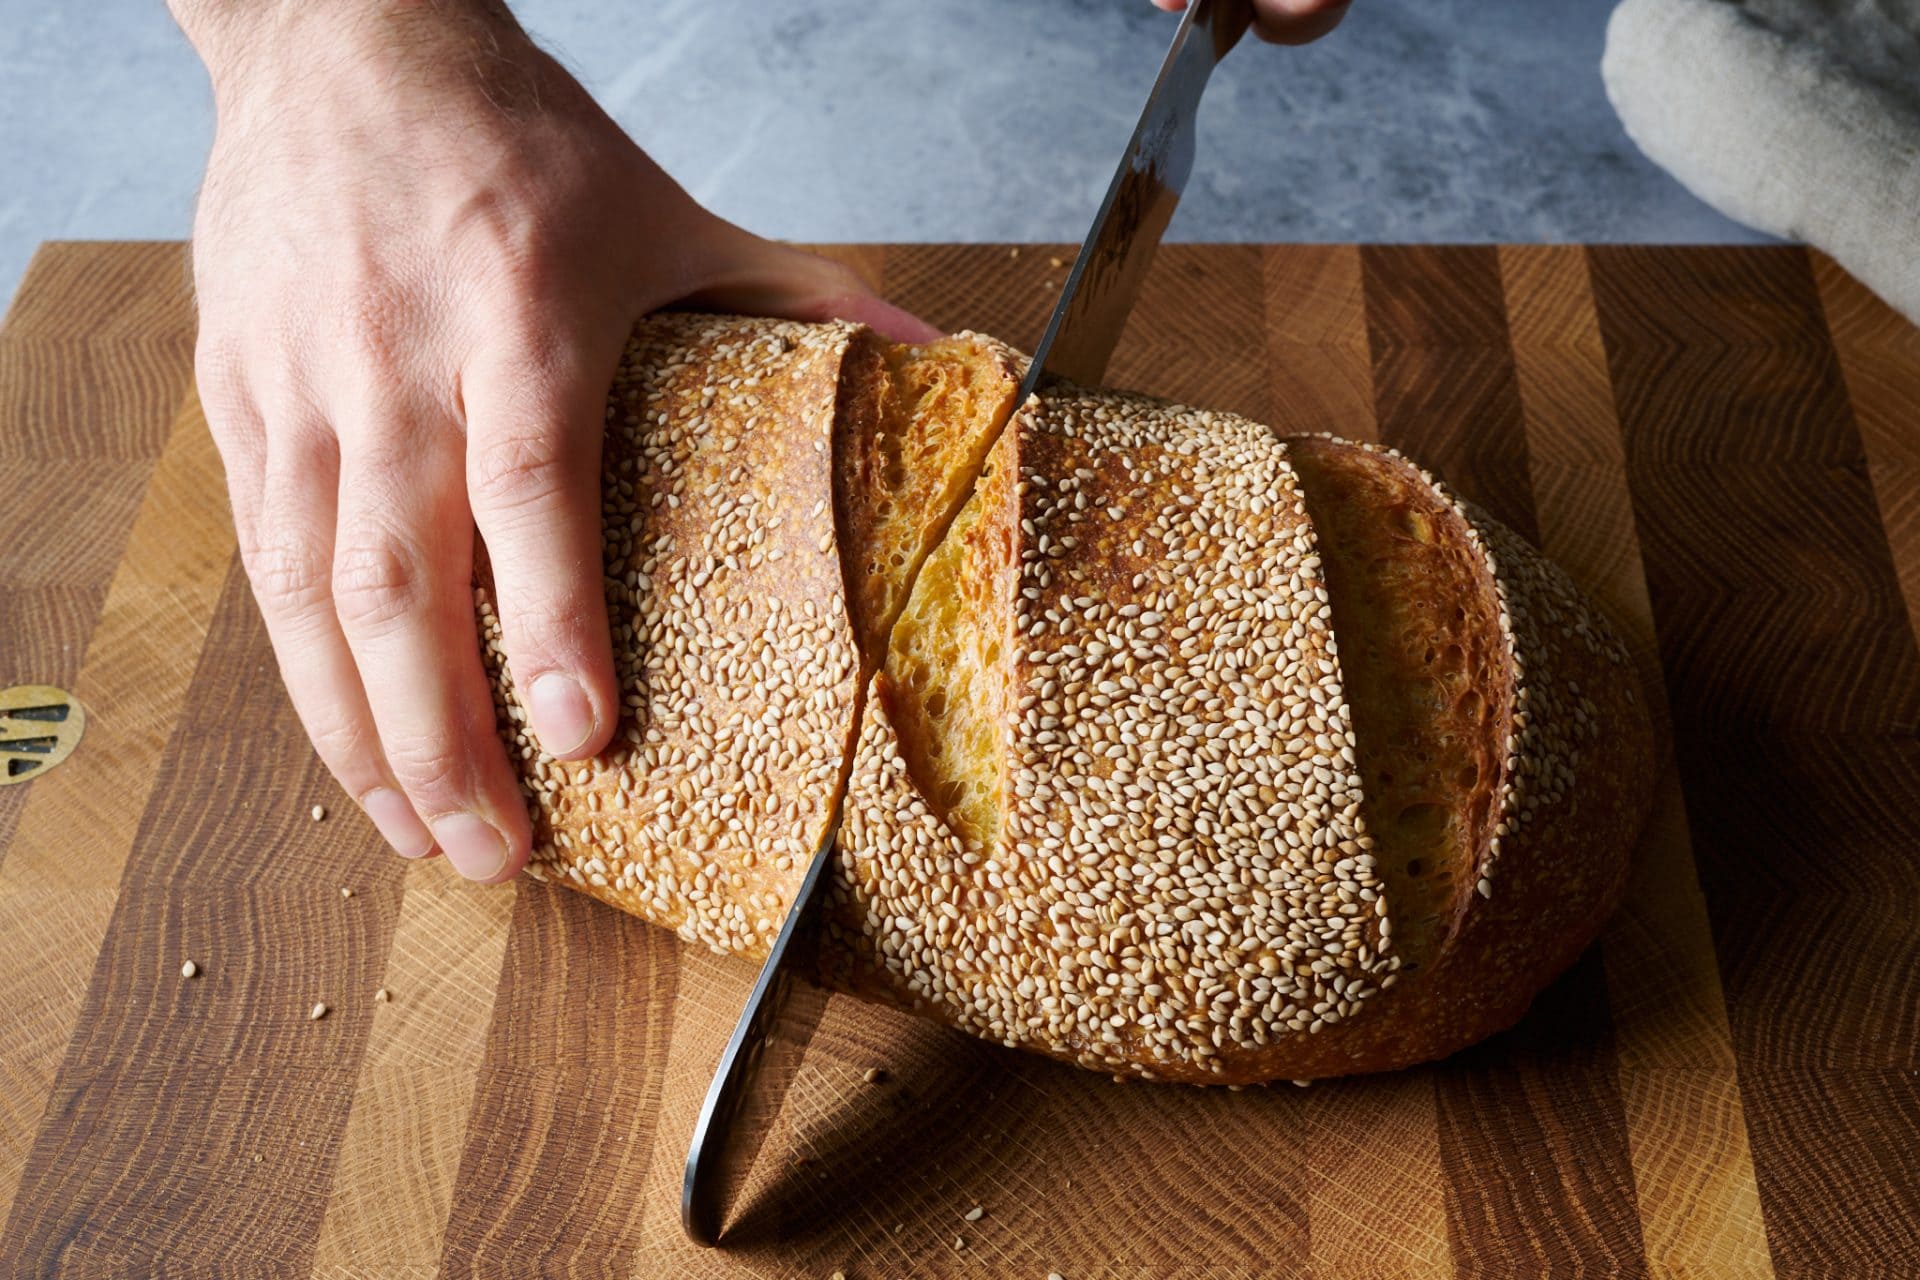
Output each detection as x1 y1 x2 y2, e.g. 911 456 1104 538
0 0 1766 313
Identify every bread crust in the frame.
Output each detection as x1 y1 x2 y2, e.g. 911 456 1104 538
478 313 863 961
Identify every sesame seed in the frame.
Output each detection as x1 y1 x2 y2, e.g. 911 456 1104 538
310 805 325 822
180 960 198 979
309 1002 329 1021
863 1067 887 1084
374 988 390 1003
964 1205 985 1221
339 887 353 899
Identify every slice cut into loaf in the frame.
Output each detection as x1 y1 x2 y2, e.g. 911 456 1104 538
1285 436 1511 977
878 429 1020 855
832 332 1021 665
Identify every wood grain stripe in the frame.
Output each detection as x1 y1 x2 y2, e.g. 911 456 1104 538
1111 243 1270 421
1503 244 1771 1277
1361 244 1540 543
1591 244 1920 1272
1265 242 1449 1280
1362 244 1648 1276
628 946 769 1274
1810 252 1920 643
0 243 197 891
883 243 1068 355
2 561 407 1273
436 881 679 1273
1264 244 1378 443
0 389 232 1231
0 242 194 345
308 866 516 1275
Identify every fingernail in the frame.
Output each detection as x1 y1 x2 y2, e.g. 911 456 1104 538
432 812 509 881
530 672 596 756
363 787 434 858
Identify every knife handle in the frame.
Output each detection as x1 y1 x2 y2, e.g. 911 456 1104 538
1204 0 1255 57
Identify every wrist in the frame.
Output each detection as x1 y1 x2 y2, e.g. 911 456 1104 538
172 0 535 123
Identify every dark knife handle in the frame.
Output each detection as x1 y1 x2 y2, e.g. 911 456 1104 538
1207 0 1255 57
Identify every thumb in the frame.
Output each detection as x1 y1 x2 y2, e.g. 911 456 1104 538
676 222 943 344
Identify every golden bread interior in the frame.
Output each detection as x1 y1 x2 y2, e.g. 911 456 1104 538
877 430 1019 852
1285 437 1512 973
834 333 1020 665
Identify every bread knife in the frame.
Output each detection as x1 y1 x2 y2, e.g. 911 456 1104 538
682 0 1252 1244
1019 0 1252 399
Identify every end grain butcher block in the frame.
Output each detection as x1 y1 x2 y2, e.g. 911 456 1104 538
2 241 1917 1277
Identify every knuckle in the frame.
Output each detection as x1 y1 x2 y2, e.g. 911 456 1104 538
331 535 427 632
381 734 470 806
241 529 333 619
306 713 379 783
500 595 597 663
468 428 574 520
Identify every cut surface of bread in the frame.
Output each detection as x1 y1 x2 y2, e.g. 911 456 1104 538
833 332 1021 666
878 430 1019 854
1285 436 1511 975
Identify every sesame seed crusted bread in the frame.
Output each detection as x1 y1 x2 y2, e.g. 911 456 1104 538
477 315 1653 1084
477 312 864 960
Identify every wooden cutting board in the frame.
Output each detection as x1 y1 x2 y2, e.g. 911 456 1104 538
2 241 1916 1278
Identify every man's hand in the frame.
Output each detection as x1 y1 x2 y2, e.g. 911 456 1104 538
174 1 937 881
1150 0 1352 45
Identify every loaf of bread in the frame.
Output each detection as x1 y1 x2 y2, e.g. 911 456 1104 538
477 312 1654 1084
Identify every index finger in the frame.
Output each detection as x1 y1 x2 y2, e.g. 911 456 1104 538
462 329 622 764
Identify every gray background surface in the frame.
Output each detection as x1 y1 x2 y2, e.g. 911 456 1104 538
0 0 1764 312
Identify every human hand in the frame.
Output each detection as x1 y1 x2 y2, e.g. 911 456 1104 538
1149 0 1353 45
176 1 937 881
